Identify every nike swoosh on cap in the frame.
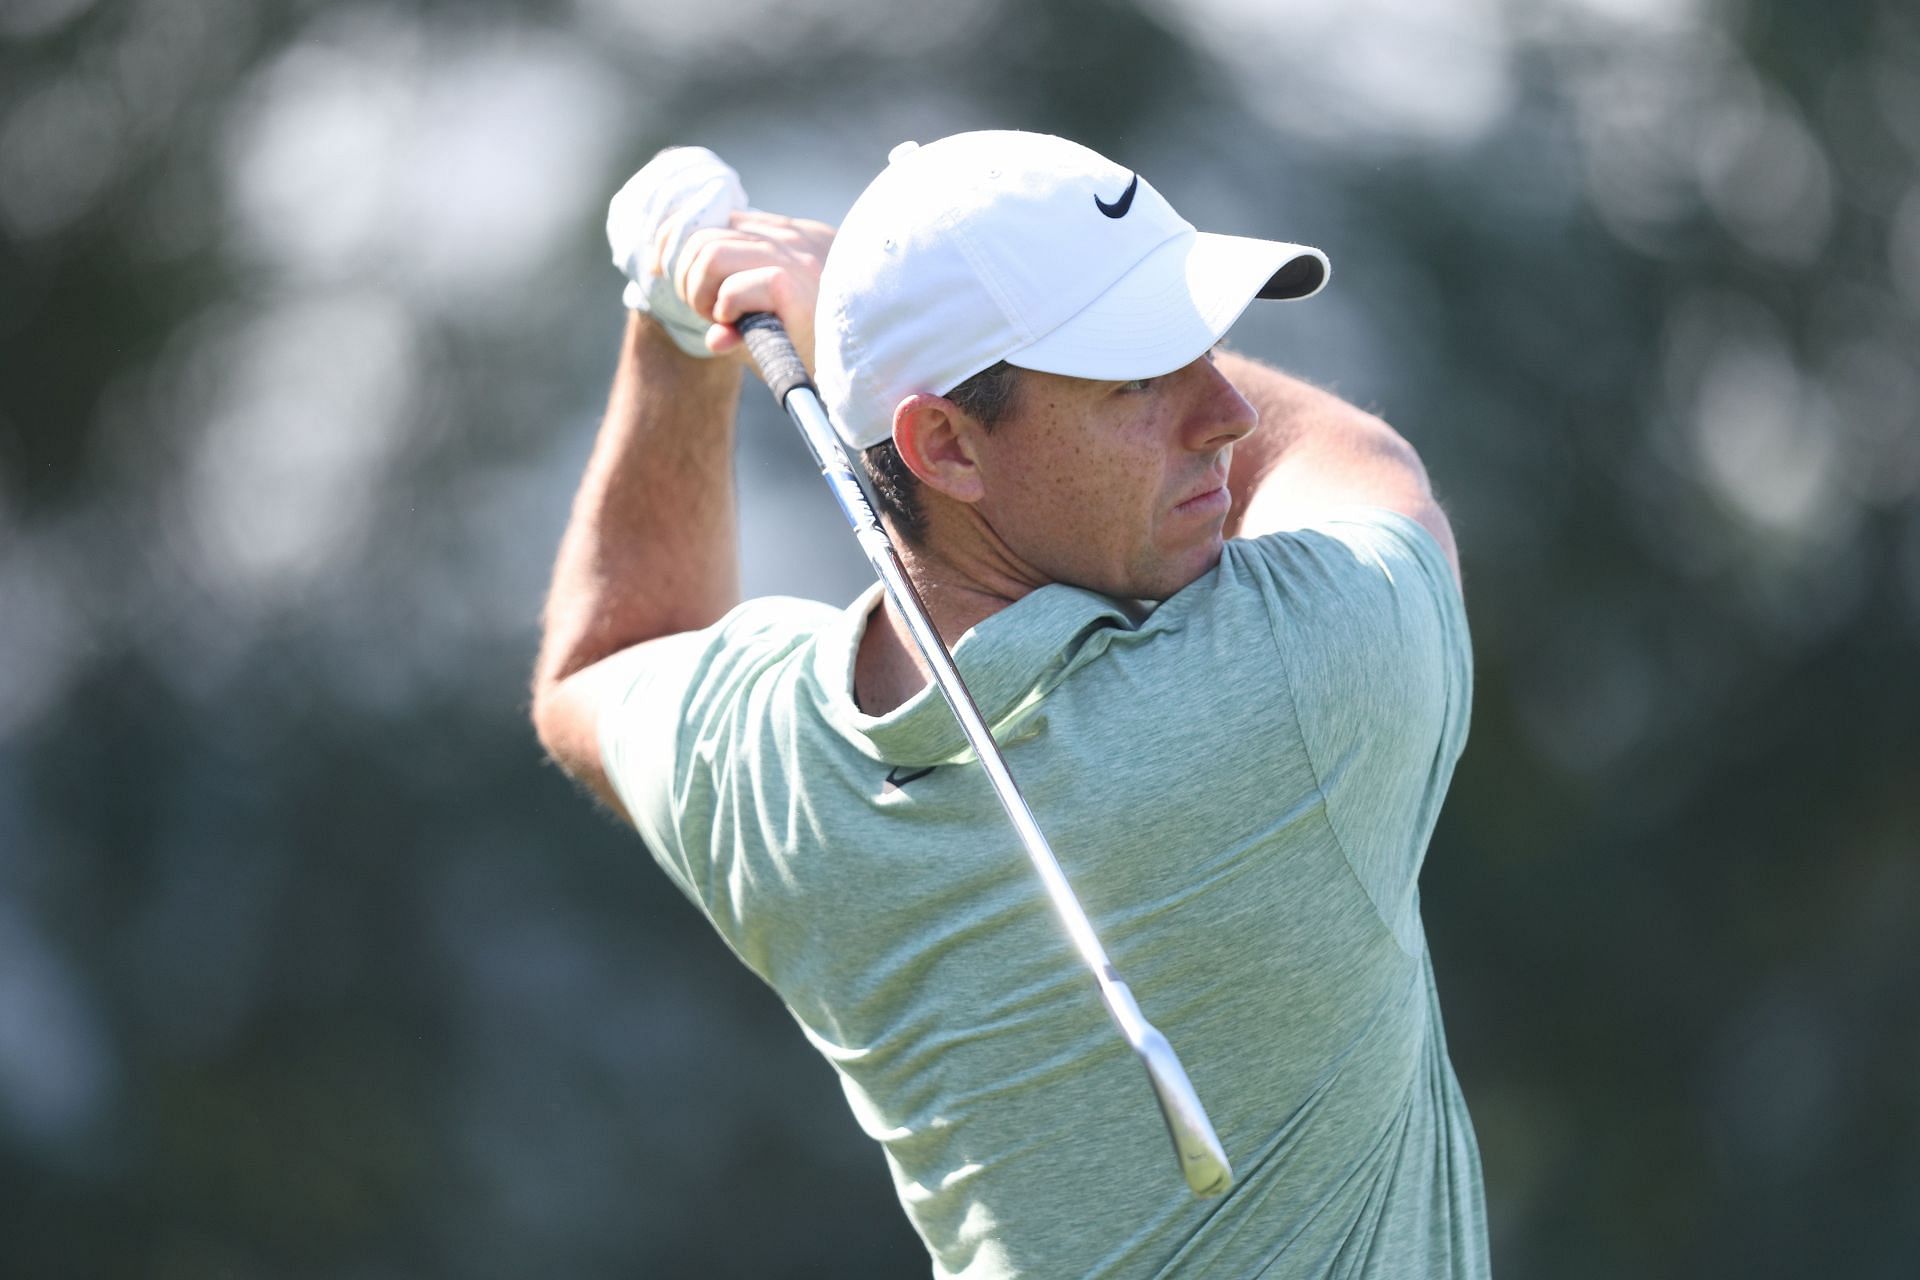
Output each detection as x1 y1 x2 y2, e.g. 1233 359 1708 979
1095 173 1139 218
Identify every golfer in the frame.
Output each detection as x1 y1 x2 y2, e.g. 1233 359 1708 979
532 131 1489 1278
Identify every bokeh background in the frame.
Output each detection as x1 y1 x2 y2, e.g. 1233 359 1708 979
4 0 1918 1275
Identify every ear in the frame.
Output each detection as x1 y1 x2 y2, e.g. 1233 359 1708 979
891 394 987 504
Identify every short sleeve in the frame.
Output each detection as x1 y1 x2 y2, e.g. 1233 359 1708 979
1234 507 1472 949
598 596 839 908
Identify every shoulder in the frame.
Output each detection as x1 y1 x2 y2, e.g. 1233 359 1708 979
541 595 841 821
609 595 841 727
1218 506 1465 639
1208 505 1472 727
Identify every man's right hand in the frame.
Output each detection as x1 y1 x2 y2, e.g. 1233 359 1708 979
673 209 836 376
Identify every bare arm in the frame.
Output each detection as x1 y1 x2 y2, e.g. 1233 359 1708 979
530 313 744 812
1216 350 1461 587
531 211 834 813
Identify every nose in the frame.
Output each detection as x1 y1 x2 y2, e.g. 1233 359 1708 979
1181 354 1258 451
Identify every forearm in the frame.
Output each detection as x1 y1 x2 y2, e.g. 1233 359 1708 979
533 312 744 695
1216 350 1436 541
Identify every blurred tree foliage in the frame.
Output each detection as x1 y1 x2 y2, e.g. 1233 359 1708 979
2 0 1916 1276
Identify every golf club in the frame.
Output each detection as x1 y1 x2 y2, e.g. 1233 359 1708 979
735 310 1233 1198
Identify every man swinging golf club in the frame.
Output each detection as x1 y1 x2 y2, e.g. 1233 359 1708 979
532 131 1489 1278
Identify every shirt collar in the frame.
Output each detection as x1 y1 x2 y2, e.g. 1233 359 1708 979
808 581 1154 765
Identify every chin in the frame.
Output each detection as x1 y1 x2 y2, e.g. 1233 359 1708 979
1131 543 1225 602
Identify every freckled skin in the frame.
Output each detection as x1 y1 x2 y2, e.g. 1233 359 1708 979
970 353 1258 601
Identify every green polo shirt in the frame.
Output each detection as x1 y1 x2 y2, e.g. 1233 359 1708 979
601 507 1488 1279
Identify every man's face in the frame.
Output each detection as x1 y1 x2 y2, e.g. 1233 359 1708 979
967 352 1258 601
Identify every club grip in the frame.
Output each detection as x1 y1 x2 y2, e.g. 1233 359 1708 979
736 312 814 405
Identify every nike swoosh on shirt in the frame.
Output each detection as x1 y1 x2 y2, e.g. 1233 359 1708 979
1095 174 1139 218
883 764 936 793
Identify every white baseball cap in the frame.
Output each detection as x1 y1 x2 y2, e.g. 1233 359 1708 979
814 130 1330 450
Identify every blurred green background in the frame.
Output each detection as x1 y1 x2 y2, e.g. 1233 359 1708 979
3 0 1917 1275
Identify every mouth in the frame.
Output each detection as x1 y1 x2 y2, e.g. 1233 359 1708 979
1173 482 1231 517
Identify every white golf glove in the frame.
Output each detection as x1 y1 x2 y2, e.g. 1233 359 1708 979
606 146 749 358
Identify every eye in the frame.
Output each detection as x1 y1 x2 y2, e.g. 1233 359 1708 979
1118 376 1158 393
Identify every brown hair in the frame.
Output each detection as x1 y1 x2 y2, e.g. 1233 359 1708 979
858 360 1023 544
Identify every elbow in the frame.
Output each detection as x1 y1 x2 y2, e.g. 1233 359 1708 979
529 671 622 810
529 678 629 821
529 679 568 764
1363 415 1431 487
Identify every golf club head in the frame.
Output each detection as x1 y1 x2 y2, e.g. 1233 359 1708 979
1135 1026 1233 1197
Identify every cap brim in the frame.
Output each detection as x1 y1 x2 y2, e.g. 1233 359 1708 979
1005 230 1329 382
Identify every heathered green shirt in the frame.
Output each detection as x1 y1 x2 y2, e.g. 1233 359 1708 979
602 507 1488 1279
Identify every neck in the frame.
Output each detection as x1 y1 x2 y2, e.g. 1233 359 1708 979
853 525 1039 715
